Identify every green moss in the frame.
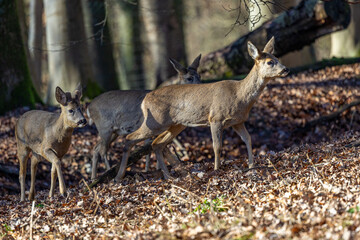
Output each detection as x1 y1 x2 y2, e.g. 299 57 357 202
83 80 103 99
0 0 41 114
290 57 360 74
356 48 360 58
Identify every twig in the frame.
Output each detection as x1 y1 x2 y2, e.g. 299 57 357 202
81 179 102 215
266 158 286 184
295 99 360 133
171 184 202 200
205 178 211 197
243 166 273 172
154 200 171 222
30 200 35 240
170 192 192 203
306 153 326 180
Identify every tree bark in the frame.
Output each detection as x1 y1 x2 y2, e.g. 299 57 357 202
331 4 360 57
28 0 44 100
141 0 187 88
44 0 99 104
81 0 119 91
43 0 75 104
66 0 100 98
199 0 351 79
0 0 40 114
106 0 145 90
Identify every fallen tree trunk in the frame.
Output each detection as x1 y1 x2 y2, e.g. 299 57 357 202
199 0 351 79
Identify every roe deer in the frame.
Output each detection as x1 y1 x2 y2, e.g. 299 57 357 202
16 86 87 201
120 37 289 181
87 55 202 180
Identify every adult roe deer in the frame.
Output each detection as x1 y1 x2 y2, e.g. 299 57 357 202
16 86 87 201
119 37 289 181
87 55 202 180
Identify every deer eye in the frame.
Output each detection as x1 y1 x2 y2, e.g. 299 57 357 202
267 60 274 66
68 109 74 114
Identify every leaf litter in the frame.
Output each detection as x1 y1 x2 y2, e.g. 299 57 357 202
0 63 360 239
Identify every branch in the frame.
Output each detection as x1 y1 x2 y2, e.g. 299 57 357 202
199 0 351 79
295 99 360 133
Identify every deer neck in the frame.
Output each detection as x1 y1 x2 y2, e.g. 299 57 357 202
54 112 74 142
237 63 268 104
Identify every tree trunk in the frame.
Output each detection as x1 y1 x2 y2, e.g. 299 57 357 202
0 0 40 114
106 0 145 90
331 4 360 57
141 0 187 88
28 0 44 100
43 0 75 104
44 0 99 103
199 0 351 79
81 0 119 91
66 0 99 98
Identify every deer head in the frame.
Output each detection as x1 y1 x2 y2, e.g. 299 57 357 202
55 86 87 128
169 54 202 84
248 37 289 80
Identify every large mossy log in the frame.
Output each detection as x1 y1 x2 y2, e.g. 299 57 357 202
199 0 351 79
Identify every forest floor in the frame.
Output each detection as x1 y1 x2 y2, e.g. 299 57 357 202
1 63 360 239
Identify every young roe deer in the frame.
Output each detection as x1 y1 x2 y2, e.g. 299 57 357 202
16 86 87 201
119 37 289 181
87 55 202 180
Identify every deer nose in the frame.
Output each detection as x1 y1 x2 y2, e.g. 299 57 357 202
77 119 87 126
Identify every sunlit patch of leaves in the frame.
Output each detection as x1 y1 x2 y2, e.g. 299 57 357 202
1 64 360 239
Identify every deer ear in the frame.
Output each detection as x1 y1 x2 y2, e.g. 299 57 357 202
169 58 187 74
73 84 82 100
189 54 201 70
263 36 275 54
55 87 68 106
74 90 82 100
247 41 260 60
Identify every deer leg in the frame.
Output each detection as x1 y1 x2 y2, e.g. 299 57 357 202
29 154 40 201
144 139 152 172
18 144 30 201
115 139 142 182
102 133 118 170
210 122 223 170
91 143 101 180
163 147 181 166
152 125 186 179
44 149 66 196
233 123 254 168
91 132 117 180
49 163 57 198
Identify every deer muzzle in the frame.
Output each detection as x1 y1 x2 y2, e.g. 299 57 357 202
77 119 87 127
280 68 290 77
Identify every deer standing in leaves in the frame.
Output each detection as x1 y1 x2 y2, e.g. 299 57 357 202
118 37 289 181
87 55 202 180
16 86 87 201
